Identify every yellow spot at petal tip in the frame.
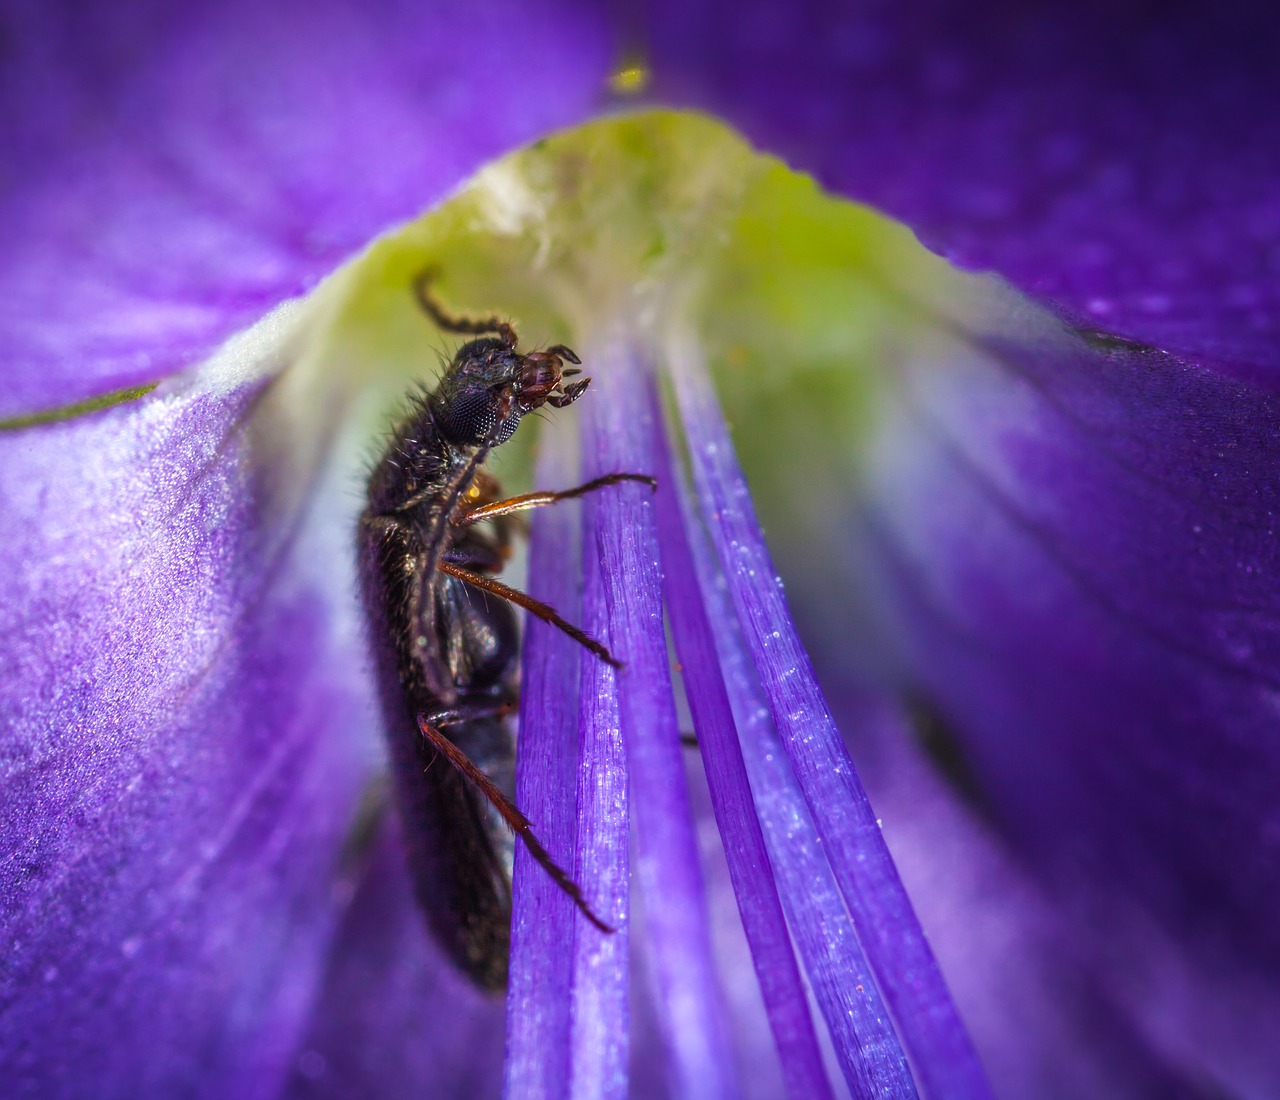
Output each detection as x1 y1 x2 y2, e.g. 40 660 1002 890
609 63 651 96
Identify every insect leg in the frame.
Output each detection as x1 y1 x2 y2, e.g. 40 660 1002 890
454 473 658 527
415 713 614 934
423 701 516 727
545 379 591 408
442 539 508 573
436 560 621 668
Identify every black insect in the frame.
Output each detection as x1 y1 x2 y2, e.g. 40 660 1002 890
358 271 651 990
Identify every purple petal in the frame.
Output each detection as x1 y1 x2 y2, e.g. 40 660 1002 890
856 706 1208 1100
668 341 990 1099
645 3 1280 379
856 316 1280 1094
503 428 583 1098
0 387 370 1096
649 383 834 1100
286 814 504 1099
0 0 610 417
582 341 736 1099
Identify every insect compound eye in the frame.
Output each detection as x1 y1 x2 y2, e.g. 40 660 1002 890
435 385 505 447
431 337 525 447
490 408 523 446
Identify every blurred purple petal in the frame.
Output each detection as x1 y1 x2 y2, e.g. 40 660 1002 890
858 707 1214 1100
582 342 736 1099
853 314 1280 1093
646 2 1280 379
286 814 504 1099
0 0 609 417
669 339 990 1099
649 382 834 1100
0 387 370 1096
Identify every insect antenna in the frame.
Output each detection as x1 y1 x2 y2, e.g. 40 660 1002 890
413 268 517 348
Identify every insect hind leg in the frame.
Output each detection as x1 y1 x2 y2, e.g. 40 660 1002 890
437 559 621 668
415 712 613 934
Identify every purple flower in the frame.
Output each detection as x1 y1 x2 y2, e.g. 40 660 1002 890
3 2 1279 1098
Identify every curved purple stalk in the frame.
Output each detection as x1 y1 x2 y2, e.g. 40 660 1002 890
566 477 631 1100
504 427 582 1099
582 338 736 1100
667 335 991 1100
658 380 919 1100
647 378 836 1100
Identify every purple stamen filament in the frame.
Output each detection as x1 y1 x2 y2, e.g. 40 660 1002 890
503 327 988 1100
667 330 990 1100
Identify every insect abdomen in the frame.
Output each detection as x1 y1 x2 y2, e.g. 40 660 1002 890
357 518 515 991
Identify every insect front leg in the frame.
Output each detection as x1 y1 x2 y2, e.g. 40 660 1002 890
453 472 657 528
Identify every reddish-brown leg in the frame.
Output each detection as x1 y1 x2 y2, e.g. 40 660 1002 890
437 560 622 668
455 473 657 528
416 712 613 934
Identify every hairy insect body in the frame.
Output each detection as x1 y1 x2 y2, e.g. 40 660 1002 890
358 275 640 991
361 400 521 989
